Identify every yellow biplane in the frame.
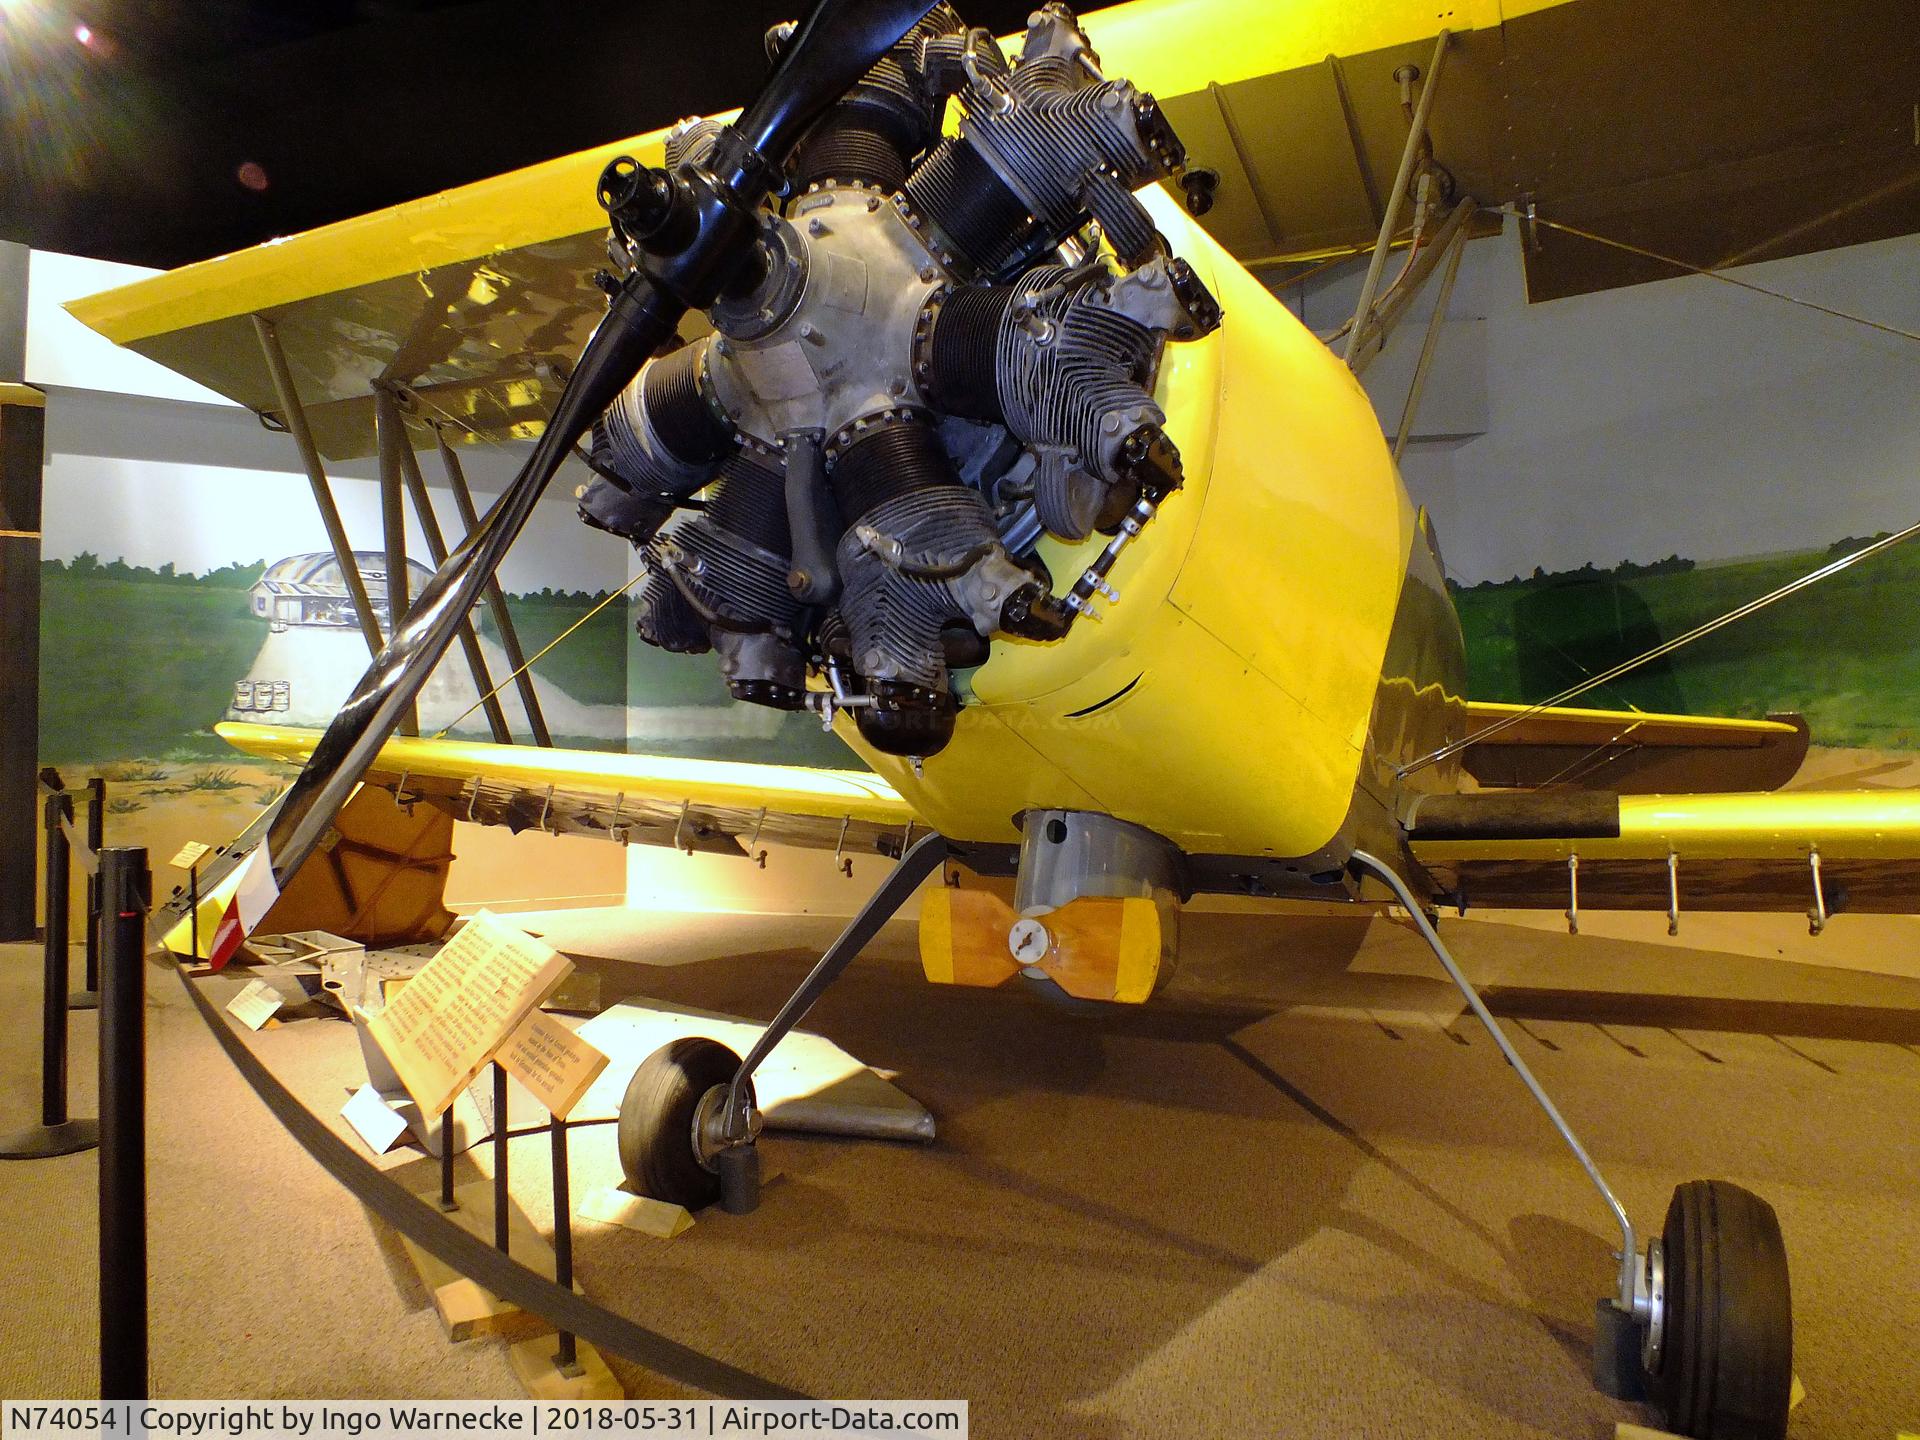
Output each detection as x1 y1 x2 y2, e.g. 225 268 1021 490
65 0 1920 1433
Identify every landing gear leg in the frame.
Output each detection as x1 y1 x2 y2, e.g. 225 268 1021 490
617 832 951 1214
1349 851 1793 1440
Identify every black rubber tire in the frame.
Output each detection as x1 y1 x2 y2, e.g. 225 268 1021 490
1647 1179 1794 1440
617 1037 744 1210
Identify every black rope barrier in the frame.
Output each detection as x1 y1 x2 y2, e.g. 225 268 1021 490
172 961 805 1400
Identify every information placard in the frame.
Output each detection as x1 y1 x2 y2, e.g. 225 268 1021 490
497 1009 609 1119
364 912 572 1119
168 840 212 870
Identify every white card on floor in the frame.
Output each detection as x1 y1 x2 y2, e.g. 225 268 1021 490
225 978 284 1030
342 1083 409 1155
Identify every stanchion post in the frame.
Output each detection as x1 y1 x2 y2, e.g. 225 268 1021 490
73 775 104 1007
493 1062 509 1252
44 792 72 1123
98 846 150 1401
187 861 199 960
549 1114 581 1375
439 1106 459 1212
0 790 98 1159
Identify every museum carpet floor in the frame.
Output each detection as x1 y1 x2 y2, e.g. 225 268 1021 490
3 904 1919 1438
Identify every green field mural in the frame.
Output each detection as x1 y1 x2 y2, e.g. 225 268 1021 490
38 556 629 765
1454 534 1920 749
45 532 1920 772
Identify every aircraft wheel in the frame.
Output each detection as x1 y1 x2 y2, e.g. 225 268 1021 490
1645 1179 1793 1440
617 1037 747 1210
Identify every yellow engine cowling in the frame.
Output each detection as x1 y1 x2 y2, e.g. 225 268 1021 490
839 187 1417 867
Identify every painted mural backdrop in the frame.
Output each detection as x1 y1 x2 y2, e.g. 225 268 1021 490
34 549 633 903
38 552 631 766
1453 536 1920 750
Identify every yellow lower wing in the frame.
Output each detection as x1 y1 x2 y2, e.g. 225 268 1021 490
217 721 916 857
1414 789 1920 914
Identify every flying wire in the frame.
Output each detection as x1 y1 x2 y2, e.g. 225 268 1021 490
1528 214 1920 347
1402 208 1920 777
399 384 650 745
1401 517 1920 776
430 569 647 740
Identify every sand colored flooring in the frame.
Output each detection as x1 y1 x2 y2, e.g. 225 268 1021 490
3 905 1919 1438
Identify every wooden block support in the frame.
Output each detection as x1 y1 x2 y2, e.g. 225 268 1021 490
508 1335 623 1401
396 1180 579 1343
579 1186 694 1240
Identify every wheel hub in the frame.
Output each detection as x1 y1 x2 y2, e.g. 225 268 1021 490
691 1081 761 1172
1638 1237 1667 1373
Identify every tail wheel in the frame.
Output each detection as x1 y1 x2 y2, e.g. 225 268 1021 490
617 1036 748 1210
1646 1179 1793 1440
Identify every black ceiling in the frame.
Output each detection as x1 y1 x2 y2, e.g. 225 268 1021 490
0 0 1047 269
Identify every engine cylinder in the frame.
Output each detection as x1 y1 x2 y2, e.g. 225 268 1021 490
903 139 1041 279
829 419 1012 756
597 341 736 497
829 415 953 527
635 450 806 704
793 103 918 191
920 284 1013 421
642 345 732 466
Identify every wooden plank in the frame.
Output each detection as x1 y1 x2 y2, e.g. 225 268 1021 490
394 1180 577 1343
508 1336 623 1401
578 1187 694 1240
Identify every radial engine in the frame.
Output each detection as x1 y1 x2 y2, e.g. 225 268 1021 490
577 3 1221 758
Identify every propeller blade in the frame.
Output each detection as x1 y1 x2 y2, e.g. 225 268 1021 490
244 0 944 910
260 281 682 884
734 0 939 159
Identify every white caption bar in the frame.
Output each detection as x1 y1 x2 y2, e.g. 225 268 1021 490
3 1404 966 1440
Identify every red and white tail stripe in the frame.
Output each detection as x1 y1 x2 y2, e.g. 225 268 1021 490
207 843 281 971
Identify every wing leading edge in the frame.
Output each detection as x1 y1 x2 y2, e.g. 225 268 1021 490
216 720 917 861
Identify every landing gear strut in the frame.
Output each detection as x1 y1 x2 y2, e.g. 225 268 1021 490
617 832 951 1215
1349 851 1793 1440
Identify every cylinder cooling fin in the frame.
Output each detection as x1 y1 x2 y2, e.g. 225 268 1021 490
581 1 1222 758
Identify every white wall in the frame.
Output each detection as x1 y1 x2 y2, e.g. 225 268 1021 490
1284 221 1920 584
24 251 233 406
37 445 616 598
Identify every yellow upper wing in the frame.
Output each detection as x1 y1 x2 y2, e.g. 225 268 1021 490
1457 702 1809 794
66 0 1916 455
